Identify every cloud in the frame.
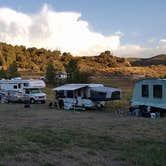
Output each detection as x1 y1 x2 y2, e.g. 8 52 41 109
0 4 165 57
158 39 166 50
114 44 145 57
115 39 166 58
0 4 120 56
148 38 156 43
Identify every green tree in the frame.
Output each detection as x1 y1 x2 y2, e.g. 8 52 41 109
61 52 73 67
0 68 7 79
45 61 56 84
7 61 20 78
66 59 90 83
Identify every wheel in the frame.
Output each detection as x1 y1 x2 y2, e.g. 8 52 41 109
30 98 36 104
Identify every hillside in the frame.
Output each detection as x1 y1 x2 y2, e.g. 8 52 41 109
0 42 130 72
0 42 165 78
130 54 166 66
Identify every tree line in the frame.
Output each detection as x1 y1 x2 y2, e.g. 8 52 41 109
0 42 130 71
0 42 132 84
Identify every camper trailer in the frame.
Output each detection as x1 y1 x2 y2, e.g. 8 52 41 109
53 84 121 110
130 78 166 115
0 78 46 103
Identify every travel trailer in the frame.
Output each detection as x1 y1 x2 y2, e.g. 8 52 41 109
40 72 67 81
130 78 166 115
0 77 46 103
55 72 67 80
53 84 121 110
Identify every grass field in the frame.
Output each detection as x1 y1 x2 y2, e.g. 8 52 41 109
0 77 165 166
0 104 165 166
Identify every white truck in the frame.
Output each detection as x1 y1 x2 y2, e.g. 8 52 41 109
0 77 46 104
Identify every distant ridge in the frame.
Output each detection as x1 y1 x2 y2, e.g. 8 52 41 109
129 54 166 66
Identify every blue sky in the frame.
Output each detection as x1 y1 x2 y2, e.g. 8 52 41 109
0 0 165 57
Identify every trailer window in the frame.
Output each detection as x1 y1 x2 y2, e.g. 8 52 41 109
13 85 17 89
153 85 162 98
56 91 64 98
142 85 149 97
67 91 74 98
23 83 28 87
18 83 21 89
90 90 106 100
77 89 81 97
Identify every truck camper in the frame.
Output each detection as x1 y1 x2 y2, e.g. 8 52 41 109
53 84 121 110
0 77 46 103
130 78 166 115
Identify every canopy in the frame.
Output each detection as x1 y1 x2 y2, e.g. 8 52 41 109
53 84 88 91
53 83 104 91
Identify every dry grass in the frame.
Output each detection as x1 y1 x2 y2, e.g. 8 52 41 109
0 103 165 166
0 76 165 165
81 65 166 78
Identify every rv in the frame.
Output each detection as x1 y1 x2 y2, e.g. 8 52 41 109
0 77 46 103
130 78 166 115
55 72 67 80
53 84 121 110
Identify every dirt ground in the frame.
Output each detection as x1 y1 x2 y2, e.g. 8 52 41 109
0 104 165 166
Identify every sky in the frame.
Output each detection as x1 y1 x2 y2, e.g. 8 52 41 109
0 0 165 57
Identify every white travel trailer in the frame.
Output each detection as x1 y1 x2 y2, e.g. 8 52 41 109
53 84 121 110
130 78 166 114
0 77 46 103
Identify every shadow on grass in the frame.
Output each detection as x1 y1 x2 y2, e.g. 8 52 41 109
0 128 165 165
120 139 166 166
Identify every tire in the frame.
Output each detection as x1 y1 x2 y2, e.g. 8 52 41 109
30 98 36 104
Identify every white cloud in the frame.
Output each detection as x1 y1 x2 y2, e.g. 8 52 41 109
148 38 156 43
0 4 120 56
130 32 140 38
0 4 165 57
158 39 166 50
115 39 166 58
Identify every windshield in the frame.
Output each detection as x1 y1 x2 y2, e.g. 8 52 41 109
25 88 42 94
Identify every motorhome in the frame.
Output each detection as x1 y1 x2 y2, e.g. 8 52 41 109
130 78 166 114
53 84 121 110
0 77 46 103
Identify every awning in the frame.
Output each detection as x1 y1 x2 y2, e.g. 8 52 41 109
53 84 88 91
